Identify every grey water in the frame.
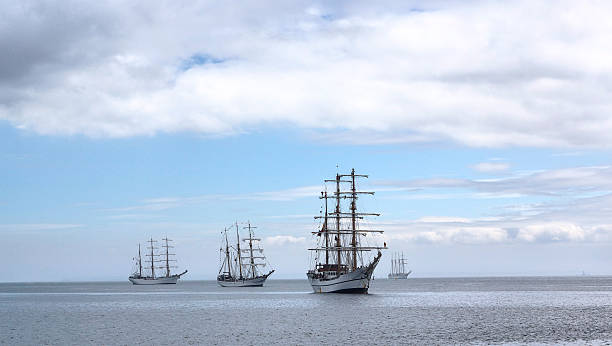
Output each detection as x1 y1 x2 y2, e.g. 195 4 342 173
1 277 612 345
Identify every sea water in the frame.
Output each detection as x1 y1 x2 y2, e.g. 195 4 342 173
1 277 612 345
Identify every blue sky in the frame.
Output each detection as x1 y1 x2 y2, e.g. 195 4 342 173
2 0 612 281
3 122 612 281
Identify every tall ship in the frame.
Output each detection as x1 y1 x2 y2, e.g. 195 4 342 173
217 222 274 287
307 169 387 293
129 237 188 285
388 252 412 279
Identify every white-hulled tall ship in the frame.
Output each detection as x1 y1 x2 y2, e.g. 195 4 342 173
388 252 412 279
129 237 188 285
217 222 274 287
307 169 387 293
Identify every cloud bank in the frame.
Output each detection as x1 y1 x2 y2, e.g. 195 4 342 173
2 1 612 147
384 219 612 245
379 165 612 245
97 165 612 245
379 166 612 197
264 235 307 246
472 162 510 173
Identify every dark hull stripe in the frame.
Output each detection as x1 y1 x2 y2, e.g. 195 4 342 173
130 282 176 285
310 277 366 287
330 287 368 294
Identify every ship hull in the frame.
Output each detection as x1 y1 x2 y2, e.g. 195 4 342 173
308 268 371 293
129 270 187 285
217 276 268 287
128 276 179 285
307 252 381 294
217 270 274 287
388 271 412 279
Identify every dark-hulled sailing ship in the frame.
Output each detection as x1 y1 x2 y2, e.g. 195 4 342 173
307 169 387 293
217 222 274 287
129 237 188 285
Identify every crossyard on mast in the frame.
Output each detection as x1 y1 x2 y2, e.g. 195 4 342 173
218 222 271 282
137 244 142 277
129 237 187 284
144 237 179 279
221 228 232 277
391 252 409 275
161 237 177 278
242 221 266 279
145 238 164 279
312 168 387 274
235 223 243 279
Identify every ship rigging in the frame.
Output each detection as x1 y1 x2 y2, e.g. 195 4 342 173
217 222 274 287
129 237 187 285
307 168 387 293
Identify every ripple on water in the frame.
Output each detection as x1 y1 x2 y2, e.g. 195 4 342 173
1 277 612 344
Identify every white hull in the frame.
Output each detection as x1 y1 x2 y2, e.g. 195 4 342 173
388 270 412 279
308 267 371 293
307 252 381 294
217 276 268 287
129 276 179 285
129 270 187 285
217 270 274 287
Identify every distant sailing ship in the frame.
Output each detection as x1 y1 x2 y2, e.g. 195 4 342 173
388 252 411 279
307 169 387 293
217 222 274 287
129 237 188 285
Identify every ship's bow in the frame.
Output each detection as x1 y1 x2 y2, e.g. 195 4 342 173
308 251 382 294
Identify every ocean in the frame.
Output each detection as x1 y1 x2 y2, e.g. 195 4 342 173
1 276 612 345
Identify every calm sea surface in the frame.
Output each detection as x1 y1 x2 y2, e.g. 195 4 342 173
1 277 612 345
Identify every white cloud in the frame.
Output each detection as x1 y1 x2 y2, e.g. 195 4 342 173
107 214 164 220
449 227 509 244
472 162 510 173
2 1 612 147
264 235 307 246
104 185 321 213
230 186 322 201
377 166 612 196
383 218 612 245
388 226 508 245
0 224 83 231
377 184 612 245
97 165 612 246
416 216 471 223
265 214 313 219
517 222 587 242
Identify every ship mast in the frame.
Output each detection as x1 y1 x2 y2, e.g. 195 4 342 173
323 191 329 265
335 173 342 272
138 244 142 277
244 222 257 279
240 222 267 279
224 228 232 277
396 253 399 275
312 169 385 274
161 237 175 277
147 238 158 279
350 169 357 270
236 222 243 279
339 169 372 271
